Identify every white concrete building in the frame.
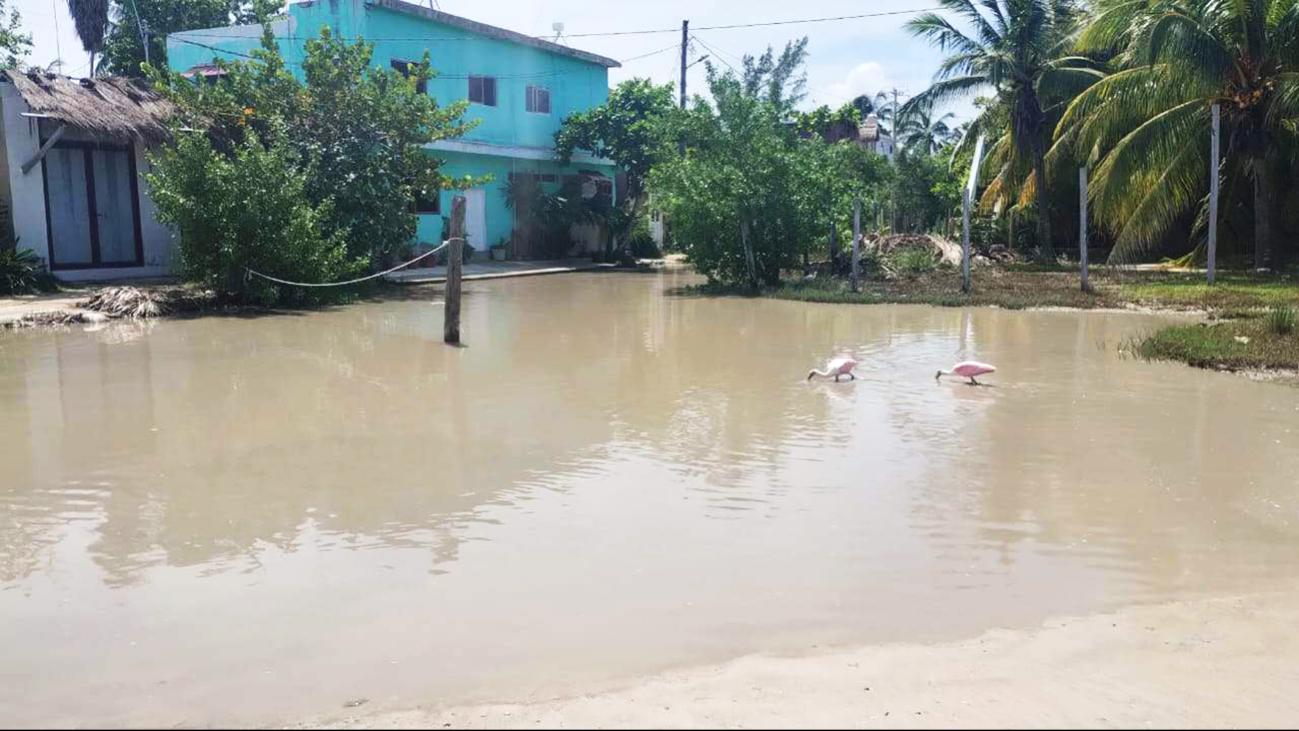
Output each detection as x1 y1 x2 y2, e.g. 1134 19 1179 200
0 71 177 281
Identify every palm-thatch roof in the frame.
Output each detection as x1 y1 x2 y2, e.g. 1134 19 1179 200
3 71 177 145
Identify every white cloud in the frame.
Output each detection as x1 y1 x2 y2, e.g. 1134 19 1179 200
820 61 893 106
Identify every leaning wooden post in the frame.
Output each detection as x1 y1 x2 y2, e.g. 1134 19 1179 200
850 197 861 292
1079 167 1090 293
444 195 465 345
1207 103 1220 284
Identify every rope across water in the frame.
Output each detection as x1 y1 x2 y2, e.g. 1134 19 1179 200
244 238 465 288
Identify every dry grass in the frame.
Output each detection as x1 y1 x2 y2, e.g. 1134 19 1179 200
79 287 166 319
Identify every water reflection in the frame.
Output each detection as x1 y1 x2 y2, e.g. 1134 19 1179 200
1 271 1297 727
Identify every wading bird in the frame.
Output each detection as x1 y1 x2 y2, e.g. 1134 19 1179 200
936 361 996 385
808 357 858 382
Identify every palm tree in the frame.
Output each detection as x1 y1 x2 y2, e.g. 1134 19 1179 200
1059 0 1299 267
897 99 959 153
66 0 109 74
905 0 1087 257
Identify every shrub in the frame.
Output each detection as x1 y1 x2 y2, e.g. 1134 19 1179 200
626 216 660 259
891 248 937 275
1267 305 1296 336
0 248 52 295
147 128 362 306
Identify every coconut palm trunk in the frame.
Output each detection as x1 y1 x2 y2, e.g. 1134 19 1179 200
1032 144 1053 259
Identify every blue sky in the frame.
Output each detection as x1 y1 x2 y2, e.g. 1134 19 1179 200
18 0 971 121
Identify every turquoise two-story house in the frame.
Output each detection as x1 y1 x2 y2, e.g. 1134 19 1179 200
167 0 619 256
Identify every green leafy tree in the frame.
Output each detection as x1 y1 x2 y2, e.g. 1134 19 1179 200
554 78 677 255
650 69 793 287
0 0 32 69
103 0 279 77
906 0 1091 257
651 63 890 287
1059 0 1299 267
739 37 810 116
147 126 359 305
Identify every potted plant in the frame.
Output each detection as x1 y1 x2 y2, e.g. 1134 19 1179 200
490 239 507 261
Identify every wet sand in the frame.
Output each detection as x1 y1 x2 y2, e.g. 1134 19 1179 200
304 586 1299 729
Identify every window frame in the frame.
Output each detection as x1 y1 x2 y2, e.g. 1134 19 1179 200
525 85 551 114
468 75 497 106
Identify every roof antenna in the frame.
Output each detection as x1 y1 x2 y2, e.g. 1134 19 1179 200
552 21 567 45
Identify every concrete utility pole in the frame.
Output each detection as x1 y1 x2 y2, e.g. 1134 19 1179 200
1079 167 1090 293
680 20 689 109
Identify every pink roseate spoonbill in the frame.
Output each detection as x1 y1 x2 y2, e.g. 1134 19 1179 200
936 360 996 385
808 357 858 382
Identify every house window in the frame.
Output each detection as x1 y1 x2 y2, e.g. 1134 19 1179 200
414 186 440 214
468 75 497 106
391 59 428 94
526 85 551 114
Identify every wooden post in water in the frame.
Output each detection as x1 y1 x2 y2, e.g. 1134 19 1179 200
961 188 971 293
850 197 861 292
444 195 465 345
1207 103 1220 284
1079 167 1090 293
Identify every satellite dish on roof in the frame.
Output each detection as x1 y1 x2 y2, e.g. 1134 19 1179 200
552 22 567 44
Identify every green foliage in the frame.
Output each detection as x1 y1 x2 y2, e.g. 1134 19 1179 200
907 0 1090 257
0 248 51 295
892 148 962 233
1267 305 1296 336
146 127 360 306
554 78 676 251
1135 319 1299 370
103 0 275 76
626 216 660 259
738 37 810 116
794 102 861 140
1058 0 1299 267
892 248 938 275
651 64 890 287
0 0 31 69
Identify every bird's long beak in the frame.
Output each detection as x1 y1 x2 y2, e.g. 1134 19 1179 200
935 370 942 380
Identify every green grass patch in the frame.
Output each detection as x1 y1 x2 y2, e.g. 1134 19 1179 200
1135 319 1299 371
1120 272 1299 310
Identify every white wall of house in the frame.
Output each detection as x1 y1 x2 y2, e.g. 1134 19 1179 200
0 82 177 281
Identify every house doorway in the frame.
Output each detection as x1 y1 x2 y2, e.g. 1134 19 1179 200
42 140 143 270
463 188 486 253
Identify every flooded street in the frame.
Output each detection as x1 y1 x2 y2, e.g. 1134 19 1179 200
2 271 1298 727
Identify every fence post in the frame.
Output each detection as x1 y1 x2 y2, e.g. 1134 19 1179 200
961 189 971 293
1079 167 1090 293
851 197 861 293
1208 103 1220 284
444 195 465 345
829 223 838 268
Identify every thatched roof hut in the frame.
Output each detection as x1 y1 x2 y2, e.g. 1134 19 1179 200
3 71 177 145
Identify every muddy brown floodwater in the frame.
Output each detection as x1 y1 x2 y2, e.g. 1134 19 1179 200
2 271 1298 727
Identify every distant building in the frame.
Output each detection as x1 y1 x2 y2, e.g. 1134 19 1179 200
856 113 894 162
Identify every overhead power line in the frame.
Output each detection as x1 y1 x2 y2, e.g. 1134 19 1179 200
173 6 943 42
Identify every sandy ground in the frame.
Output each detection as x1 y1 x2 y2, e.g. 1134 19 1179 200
297 587 1299 729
